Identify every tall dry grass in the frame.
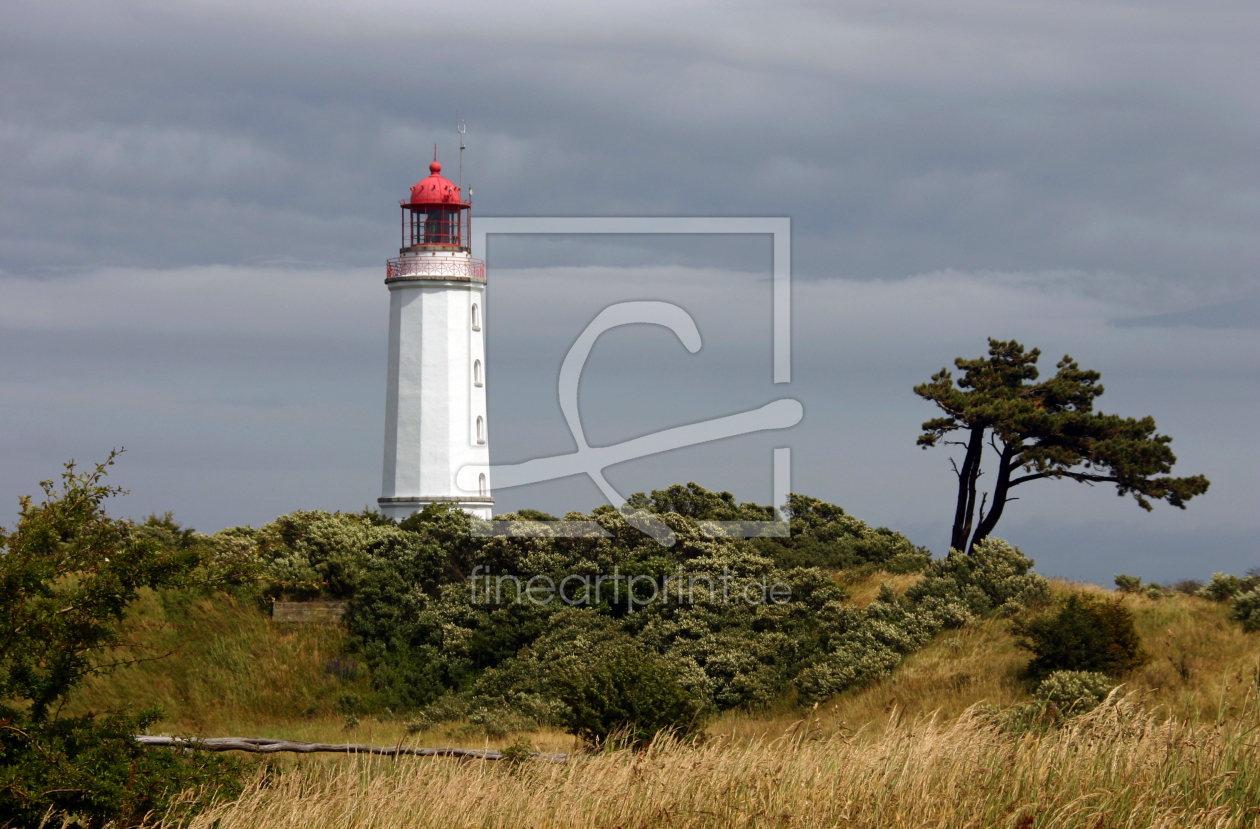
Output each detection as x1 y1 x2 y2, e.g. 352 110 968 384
719 576 1260 743
167 692 1260 829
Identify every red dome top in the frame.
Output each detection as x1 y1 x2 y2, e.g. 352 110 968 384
408 160 465 207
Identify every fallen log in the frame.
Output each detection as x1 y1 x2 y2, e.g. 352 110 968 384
135 736 567 762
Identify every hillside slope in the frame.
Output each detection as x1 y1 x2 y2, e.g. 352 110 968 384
70 589 367 740
72 575 1259 750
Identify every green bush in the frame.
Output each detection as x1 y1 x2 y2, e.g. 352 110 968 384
624 485 929 572
757 493 930 571
1011 594 1148 681
344 503 851 716
980 669 1117 735
1191 572 1260 633
0 708 241 829
0 455 243 828
624 482 774 522
1196 572 1260 602
328 487 1050 721
1232 589 1260 632
548 636 707 746
1197 573 1242 602
1114 574 1143 593
256 509 403 599
905 537 1051 618
1033 670 1116 712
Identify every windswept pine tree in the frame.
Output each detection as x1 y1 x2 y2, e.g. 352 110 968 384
915 338 1209 552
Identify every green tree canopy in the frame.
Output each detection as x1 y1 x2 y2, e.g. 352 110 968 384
0 453 242 826
915 338 1209 552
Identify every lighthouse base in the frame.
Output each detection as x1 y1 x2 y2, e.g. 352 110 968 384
377 496 494 522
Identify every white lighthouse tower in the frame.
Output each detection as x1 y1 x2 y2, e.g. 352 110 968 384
378 153 492 520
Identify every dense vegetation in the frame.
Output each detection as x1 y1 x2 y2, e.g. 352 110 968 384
178 483 1049 743
0 457 245 828
1 336 1233 826
1012 593 1148 680
7 463 1252 827
1192 570 1260 631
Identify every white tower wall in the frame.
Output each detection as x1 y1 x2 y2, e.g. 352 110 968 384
379 251 492 520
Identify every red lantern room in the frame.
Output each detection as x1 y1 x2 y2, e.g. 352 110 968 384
400 156 470 252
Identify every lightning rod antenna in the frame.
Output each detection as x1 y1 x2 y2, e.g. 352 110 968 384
457 120 466 199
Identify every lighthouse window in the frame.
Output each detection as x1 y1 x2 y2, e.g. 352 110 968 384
476 416 485 444
471 304 480 330
473 360 482 387
423 208 459 245
478 473 487 497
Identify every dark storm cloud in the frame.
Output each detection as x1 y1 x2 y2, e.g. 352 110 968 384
2 0 1258 582
2 0 1257 281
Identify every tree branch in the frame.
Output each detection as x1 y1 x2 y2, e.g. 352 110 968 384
1010 471 1121 487
134 736 568 762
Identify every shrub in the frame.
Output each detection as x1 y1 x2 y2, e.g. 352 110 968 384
499 736 534 771
1114 574 1143 593
1194 572 1260 632
257 510 408 599
624 482 773 522
466 706 538 738
548 637 707 746
346 502 848 715
196 525 262 585
625 486 929 572
0 455 242 827
905 537 1050 617
340 493 1043 719
1196 572 1258 602
1011 594 1148 681
1232 589 1260 632
337 693 366 715
760 493 930 571
0 708 242 829
794 640 901 703
1033 670 1116 712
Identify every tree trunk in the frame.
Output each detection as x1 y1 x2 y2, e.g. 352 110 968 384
951 425 985 551
134 736 568 762
968 441 1017 550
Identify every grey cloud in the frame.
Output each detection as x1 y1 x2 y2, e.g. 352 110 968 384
1 0 1256 283
1 0 1257 582
1114 298 1260 330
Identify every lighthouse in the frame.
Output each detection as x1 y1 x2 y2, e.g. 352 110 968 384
377 154 492 521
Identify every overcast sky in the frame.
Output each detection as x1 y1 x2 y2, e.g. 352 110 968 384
2 0 1257 583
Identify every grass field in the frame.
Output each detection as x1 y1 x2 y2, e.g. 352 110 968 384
162 691 1260 829
63 573 1260 827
